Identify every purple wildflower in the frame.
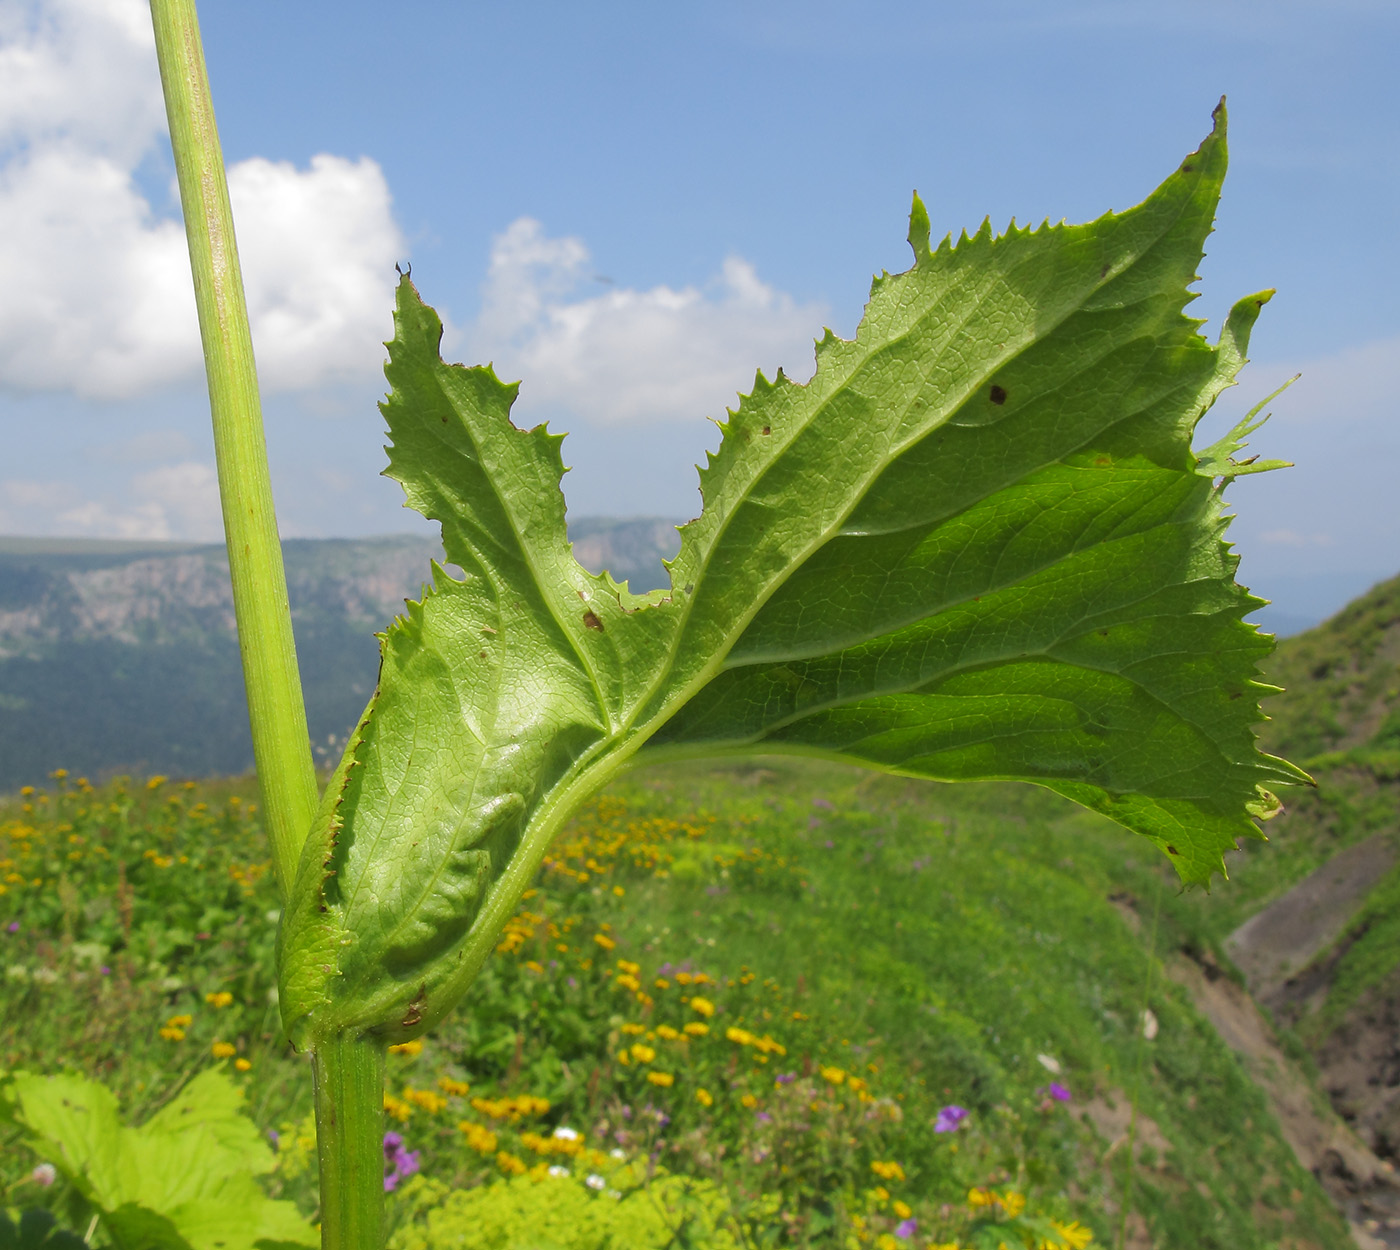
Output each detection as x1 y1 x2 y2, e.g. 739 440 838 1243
933 1105 969 1133
382 1131 420 1192
755 1111 773 1124
894 1217 917 1239
1048 1082 1071 1102
775 1072 798 1085
6 921 18 934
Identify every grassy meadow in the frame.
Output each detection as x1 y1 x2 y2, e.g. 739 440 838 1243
0 760 1353 1249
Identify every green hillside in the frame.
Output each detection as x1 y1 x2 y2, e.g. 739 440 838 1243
0 761 1354 1248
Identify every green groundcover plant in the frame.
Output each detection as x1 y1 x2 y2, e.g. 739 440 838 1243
124 1 1309 1246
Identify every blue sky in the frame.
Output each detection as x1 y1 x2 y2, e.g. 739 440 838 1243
0 0 1397 629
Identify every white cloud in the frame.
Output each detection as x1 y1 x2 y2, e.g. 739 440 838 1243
1259 529 1333 548
468 217 826 427
0 0 405 400
0 459 221 540
1213 330 1400 580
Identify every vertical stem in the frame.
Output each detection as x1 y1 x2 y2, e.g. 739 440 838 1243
313 1034 387 1250
148 0 319 899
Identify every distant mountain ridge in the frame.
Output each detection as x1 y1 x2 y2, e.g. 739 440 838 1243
0 518 680 788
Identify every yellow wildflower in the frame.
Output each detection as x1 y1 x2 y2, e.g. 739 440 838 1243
158 1027 185 1042
388 1039 423 1057
695 1088 713 1107
630 1043 656 1063
145 775 166 791
403 1087 447 1114
726 1027 755 1046
615 974 641 992
383 1094 413 1122
211 1041 237 1059
1001 1191 1026 1218
821 1066 847 1085
593 933 616 951
234 1058 252 1072
646 1071 674 1087
967 1187 995 1208
683 1022 709 1037
892 1200 912 1219
688 996 715 1018
621 1023 646 1036
617 959 641 975
496 1151 527 1176
1050 1220 1094 1249
873 1186 890 1202
438 1077 470 1097
165 1014 193 1029
871 1160 906 1182
205 991 233 1008
459 1121 498 1153
740 1093 758 1109
655 1025 680 1041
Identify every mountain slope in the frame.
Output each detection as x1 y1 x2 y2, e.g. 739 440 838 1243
0 521 680 789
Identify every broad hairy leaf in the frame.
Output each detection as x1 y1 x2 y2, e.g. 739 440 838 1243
0 1069 315 1250
279 104 1307 1049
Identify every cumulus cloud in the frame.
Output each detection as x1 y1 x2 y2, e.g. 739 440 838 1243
468 217 827 427
0 0 404 399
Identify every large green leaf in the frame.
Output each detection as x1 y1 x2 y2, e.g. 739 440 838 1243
0 1070 315 1250
279 104 1306 1049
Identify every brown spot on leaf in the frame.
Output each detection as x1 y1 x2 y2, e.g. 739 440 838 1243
989 384 1008 406
402 986 427 1028
1181 162 1195 173
583 610 604 632
1166 845 1180 856
761 426 771 435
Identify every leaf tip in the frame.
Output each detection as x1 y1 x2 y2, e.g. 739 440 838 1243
907 192 932 262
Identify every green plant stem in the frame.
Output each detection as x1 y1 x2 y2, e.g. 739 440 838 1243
148 0 319 900
313 1034 387 1250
